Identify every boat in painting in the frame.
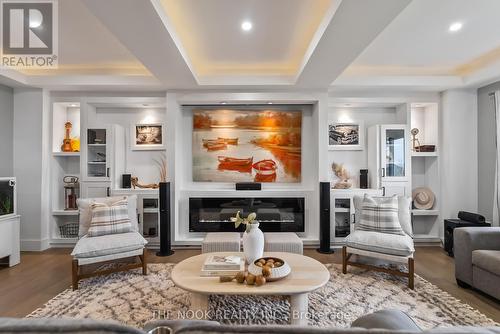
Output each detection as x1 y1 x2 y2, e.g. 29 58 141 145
218 156 253 166
205 142 227 151
217 156 253 173
253 159 278 182
218 137 239 145
202 138 225 147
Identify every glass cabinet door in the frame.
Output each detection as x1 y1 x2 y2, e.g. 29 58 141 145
87 128 108 179
382 126 407 180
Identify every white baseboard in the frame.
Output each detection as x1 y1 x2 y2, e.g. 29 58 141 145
20 238 50 251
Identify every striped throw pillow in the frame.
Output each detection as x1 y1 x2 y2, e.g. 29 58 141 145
87 199 132 237
357 195 405 235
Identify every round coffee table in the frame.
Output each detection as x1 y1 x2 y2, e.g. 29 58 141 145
171 252 330 325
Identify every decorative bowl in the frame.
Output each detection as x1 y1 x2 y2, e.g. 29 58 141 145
247 257 291 281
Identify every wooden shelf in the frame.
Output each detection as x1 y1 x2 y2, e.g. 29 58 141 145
52 210 79 216
52 152 80 157
412 209 439 216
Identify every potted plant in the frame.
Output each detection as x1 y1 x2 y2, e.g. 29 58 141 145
231 211 264 264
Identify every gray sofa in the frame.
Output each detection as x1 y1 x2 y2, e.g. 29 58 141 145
454 227 500 300
1 310 500 334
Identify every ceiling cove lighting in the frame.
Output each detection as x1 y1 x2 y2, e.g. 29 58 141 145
241 21 253 32
449 22 463 32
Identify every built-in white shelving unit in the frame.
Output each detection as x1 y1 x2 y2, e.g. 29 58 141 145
50 101 81 244
410 102 441 243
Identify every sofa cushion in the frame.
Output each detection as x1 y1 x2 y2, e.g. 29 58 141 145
351 309 421 331
88 199 132 237
77 195 138 237
354 195 412 237
71 232 147 259
357 195 405 235
472 250 500 276
346 230 415 257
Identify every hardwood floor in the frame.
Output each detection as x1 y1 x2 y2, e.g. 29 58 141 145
0 247 499 323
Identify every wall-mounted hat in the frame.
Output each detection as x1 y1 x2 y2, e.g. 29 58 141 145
412 187 435 210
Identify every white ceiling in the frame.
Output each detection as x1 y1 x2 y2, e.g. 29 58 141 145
158 0 335 77
350 0 500 75
12 0 500 91
21 0 149 76
332 0 500 91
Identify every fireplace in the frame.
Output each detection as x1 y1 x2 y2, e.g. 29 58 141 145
189 197 305 232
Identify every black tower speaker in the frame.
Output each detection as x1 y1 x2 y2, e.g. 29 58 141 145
157 182 174 256
360 169 368 189
317 182 334 254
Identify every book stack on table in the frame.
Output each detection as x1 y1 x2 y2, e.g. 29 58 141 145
200 255 244 277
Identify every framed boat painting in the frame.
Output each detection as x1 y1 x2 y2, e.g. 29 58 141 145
131 123 166 151
328 121 364 151
192 108 302 183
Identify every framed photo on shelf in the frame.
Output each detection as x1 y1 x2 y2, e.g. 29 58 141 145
131 123 165 151
328 121 364 151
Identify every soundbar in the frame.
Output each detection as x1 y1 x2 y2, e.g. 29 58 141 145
235 182 262 191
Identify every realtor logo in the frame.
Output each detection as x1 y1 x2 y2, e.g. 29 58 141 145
1 0 58 68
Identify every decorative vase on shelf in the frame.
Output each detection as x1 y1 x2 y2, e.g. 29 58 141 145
242 222 264 264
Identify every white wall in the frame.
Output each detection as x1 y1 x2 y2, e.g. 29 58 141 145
95 108 166 185
0 85 13 176
327 107 399 187
477 82 499 222
13 88 51 251
440 89 478 220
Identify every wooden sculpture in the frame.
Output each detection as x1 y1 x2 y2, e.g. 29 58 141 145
332 162 352 189
131 176 159 189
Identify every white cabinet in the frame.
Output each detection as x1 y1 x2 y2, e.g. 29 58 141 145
368 124 410 196
330 188 383 243
80 182 110 198
0 215 20 267
80 124 125 199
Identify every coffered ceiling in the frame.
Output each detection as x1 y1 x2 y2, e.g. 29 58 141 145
11 0 500 91
157 0 336 83
334 0 500 91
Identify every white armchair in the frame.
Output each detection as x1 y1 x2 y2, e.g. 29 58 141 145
342 195 415 289
71 195 148 290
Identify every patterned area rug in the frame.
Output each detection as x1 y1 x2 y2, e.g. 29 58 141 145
28 263 497 329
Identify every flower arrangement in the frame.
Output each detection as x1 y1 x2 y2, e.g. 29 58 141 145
231 211 257 232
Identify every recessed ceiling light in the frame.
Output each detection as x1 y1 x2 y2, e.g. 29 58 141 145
69 104 77 107
449 22 463 32
267 102 273 105
241 21 253 32
220 101 227 105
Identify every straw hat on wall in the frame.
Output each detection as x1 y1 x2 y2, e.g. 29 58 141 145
412 187 435 210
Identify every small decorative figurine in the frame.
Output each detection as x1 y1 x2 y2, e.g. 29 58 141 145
411 128 421 152
61 122 73 152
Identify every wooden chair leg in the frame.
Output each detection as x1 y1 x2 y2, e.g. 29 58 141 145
140 248 147 275
408 257 414 290
72 259 79 291
342 246 347 274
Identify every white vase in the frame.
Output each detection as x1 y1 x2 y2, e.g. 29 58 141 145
242 222 264 264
